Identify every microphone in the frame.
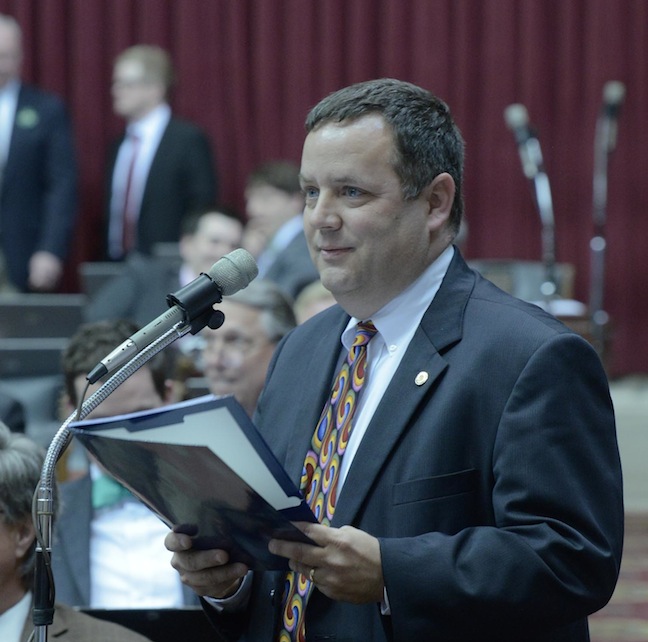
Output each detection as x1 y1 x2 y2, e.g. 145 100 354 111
599 80 626 153
87 248 258 383
504 103 557 299
504 103 554 227
503 103 545 180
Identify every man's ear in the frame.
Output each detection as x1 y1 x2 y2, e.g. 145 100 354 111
425 172 455 231
12 518 36 560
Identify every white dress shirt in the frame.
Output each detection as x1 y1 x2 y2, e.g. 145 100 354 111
108 103 172 258
337 244 454 492
89 464 184 608
0 78 19 169
0 591 31 642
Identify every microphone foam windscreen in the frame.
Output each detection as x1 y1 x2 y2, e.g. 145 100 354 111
504 103 529 131
603 81 626 107
208 248 259 295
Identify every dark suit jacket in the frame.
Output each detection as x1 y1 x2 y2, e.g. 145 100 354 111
208 249 623 641
264 229 319 299
51 474 199 608
104 117 217 258
0 84 77 290
84 253 181 327
21 601 152 642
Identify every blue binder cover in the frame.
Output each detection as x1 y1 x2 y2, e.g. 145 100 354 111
69 394 316 570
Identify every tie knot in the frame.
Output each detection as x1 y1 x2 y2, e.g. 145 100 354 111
353 320 377 347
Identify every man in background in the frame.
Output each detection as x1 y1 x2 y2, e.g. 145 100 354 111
0 13 77 292
86 206 243 328
201 278 296 416
105 45 217 261
51 319 198 609
0 422 151 641
85 206 243 385
243 161 318 299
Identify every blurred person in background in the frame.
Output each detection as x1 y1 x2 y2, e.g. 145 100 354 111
51 319 198 609
85 206 244 387
293 279 337 324
243 161 318 299
0 422 151 641
86 205 243 328
105 45 217 261
0 13 77 292
201 278 296 417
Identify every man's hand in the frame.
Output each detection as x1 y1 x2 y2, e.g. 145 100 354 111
269 523 384 604
28 251 62 291
165 531 249 598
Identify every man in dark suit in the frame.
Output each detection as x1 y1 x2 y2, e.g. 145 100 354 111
0 14 77 292
165 79 623 641
243 161 319 299
105 45 217 261
86 206 243 328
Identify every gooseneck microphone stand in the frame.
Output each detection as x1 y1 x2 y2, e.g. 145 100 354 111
504 103 558 306
589 81 625 361
31 322 190 642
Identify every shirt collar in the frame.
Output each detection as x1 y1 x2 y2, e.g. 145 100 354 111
127 102 171 140
0 78 20 99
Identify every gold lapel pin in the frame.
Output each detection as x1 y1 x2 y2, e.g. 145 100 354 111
415 371 429 386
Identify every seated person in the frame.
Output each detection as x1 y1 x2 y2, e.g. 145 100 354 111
201 279 296 416
243 161 319 298
51 319 198 609
85 206 243 329
293 279 337 324
0 421 151 641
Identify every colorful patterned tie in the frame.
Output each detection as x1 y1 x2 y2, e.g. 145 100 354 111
278 320 378 642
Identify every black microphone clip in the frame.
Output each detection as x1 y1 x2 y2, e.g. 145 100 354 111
166 273 226 335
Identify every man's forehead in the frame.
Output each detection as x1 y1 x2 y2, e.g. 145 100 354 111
113 59 146 80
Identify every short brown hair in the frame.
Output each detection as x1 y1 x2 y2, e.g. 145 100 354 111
115 44 175 92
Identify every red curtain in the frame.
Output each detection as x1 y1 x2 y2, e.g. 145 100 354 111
1 0 645 377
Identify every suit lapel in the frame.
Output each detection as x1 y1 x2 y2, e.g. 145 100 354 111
58 476 93 603
333 250 475 527
141 119 173 205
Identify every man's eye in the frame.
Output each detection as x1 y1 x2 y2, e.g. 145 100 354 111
303 187 319 199
342 186 363 197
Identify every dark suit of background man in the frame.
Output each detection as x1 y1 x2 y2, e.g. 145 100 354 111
0 14 77 292
166 79 624 641
105 45 217 261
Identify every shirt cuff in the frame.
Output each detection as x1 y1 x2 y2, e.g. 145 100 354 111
380 586 391 616
202 571 253 613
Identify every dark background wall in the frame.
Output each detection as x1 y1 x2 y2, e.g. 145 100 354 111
1 0 645 377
